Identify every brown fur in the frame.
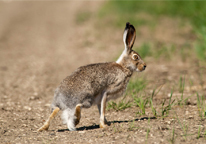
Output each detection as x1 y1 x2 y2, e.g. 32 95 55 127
38 22 146 131
74 104 82 126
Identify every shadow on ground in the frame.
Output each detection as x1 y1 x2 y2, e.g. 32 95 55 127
57 116 156 132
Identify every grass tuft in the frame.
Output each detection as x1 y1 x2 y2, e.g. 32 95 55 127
176 113 188 140
107 100 132 111
197 126 201 139
133 94 149 116
169 128 176 144
196 93 206 120
161 89 175 118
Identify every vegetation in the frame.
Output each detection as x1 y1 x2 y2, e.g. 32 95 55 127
107 100 132 111
100 1 206 61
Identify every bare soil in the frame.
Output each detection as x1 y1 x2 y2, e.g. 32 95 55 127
0 1 206 144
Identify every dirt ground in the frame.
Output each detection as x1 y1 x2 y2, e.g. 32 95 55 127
0 1 206 144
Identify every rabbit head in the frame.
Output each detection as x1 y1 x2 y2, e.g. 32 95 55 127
116 22 146 72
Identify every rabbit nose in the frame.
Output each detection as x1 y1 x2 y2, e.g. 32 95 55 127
143 64 146 70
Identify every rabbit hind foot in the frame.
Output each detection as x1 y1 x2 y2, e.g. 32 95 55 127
38 107 60 132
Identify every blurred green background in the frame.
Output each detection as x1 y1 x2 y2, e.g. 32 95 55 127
96 1 206 61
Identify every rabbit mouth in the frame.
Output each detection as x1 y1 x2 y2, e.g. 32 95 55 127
136 63 146 72
136 66 146 72
136 68 142 72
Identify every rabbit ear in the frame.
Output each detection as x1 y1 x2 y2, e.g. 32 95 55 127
123 22 136 51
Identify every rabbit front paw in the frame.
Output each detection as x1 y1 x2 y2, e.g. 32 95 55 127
100 119 110 128
100 122 108 128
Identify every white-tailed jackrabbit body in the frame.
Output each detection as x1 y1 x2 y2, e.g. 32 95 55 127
38 22 146 131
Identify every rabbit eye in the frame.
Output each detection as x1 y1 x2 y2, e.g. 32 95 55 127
133 55 138 60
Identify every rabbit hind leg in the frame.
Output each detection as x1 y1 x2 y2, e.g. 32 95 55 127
61 107 81 131
38 107 60 132
74 104 82 126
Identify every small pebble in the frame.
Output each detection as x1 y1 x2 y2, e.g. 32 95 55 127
189 115 194 119
45 104 50 107
24 106 31 111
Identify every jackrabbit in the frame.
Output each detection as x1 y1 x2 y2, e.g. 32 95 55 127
38 22 146 132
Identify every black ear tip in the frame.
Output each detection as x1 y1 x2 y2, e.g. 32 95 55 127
126 22 130 28
125 22 135 31
126 22 130 26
